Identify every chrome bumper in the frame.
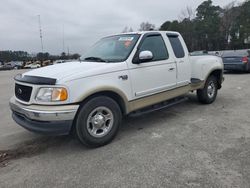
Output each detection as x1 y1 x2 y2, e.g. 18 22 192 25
9 97 79 122
9 97 79 135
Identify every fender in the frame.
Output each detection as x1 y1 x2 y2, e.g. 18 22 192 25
203 68 224 89
76 86 131 114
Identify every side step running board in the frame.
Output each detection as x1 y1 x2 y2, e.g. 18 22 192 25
191 78 202 84
129 96 188 117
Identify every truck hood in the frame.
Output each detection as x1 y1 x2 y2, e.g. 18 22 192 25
23 61 127 83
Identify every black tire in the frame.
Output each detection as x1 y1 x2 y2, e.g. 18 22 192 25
197 75 218 104
75 96 122 147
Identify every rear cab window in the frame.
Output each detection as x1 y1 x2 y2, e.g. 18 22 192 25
167 34 185 58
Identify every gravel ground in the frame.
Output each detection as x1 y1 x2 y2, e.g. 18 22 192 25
0 70 250 188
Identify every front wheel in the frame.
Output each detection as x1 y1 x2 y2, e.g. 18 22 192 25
75 96 122 147
197 75 218 104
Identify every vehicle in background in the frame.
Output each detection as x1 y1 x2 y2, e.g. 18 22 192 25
64 59 76 63
0 62 13 70
0 61 24 70
222 50 250 72
53 60 66 65
208 51 222 57
190 50 208 56
11 61 24 69
42 60 53 67
24 62 41 69
0 61 3 68
214 51 221 56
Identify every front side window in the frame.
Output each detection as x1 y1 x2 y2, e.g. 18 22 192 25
80 34 140 63
139 35 169 61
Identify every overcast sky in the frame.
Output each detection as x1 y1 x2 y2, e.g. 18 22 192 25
0 0 244 55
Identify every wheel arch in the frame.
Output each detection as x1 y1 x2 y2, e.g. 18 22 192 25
77 88 129 115
205 69 223 89
70 89 129 135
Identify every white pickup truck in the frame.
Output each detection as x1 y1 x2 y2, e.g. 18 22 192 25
10 31 224 147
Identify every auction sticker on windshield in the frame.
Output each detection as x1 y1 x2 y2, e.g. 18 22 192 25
118 37 134 41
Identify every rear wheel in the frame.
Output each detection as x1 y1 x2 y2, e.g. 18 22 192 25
197 75 218 104
75 96 122 147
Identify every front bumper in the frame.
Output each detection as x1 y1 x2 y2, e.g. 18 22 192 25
9 97 79 135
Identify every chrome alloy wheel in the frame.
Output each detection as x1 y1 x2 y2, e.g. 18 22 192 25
87 106 114 138
207 81 216 98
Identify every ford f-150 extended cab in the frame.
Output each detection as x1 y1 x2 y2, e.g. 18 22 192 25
10 31 224 147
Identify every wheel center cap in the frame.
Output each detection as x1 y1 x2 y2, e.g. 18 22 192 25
93 114 105 128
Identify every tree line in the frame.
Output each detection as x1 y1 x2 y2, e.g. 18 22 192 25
0 51 80 63
160 0 250 51
1 0 249 62
125 0 250 52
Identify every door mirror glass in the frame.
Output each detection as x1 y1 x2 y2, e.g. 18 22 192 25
139 51 153 62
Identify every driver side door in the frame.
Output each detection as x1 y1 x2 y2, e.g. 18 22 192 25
128 33 177 99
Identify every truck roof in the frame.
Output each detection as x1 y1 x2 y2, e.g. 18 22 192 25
118 31 180 36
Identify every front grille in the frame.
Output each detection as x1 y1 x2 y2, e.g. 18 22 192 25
15 83 33 102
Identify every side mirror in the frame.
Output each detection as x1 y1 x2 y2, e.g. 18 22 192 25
139 51 153 62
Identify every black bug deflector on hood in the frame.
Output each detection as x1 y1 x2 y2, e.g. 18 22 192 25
14 74 57 85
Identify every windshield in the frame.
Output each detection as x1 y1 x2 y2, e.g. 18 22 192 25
80 34 140 62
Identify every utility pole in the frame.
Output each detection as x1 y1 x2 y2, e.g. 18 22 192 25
38 15 44 53
62 24 65 53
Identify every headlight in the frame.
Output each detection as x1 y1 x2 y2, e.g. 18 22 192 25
36 87 68 102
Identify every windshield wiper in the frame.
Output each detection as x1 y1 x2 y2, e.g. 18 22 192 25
84 57 108 63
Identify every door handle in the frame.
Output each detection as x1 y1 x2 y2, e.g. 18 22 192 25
169 68 175 71
118 75 128 80
179 60 185 63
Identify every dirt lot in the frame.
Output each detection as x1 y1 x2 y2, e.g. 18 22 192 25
0 70 250 188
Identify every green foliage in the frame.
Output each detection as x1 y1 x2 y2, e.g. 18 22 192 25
160 0 250 51
195 0 222 50
0 50 81 62
196 0 221 20
37 52 50 61
0 51 30 62
237 1 250 46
